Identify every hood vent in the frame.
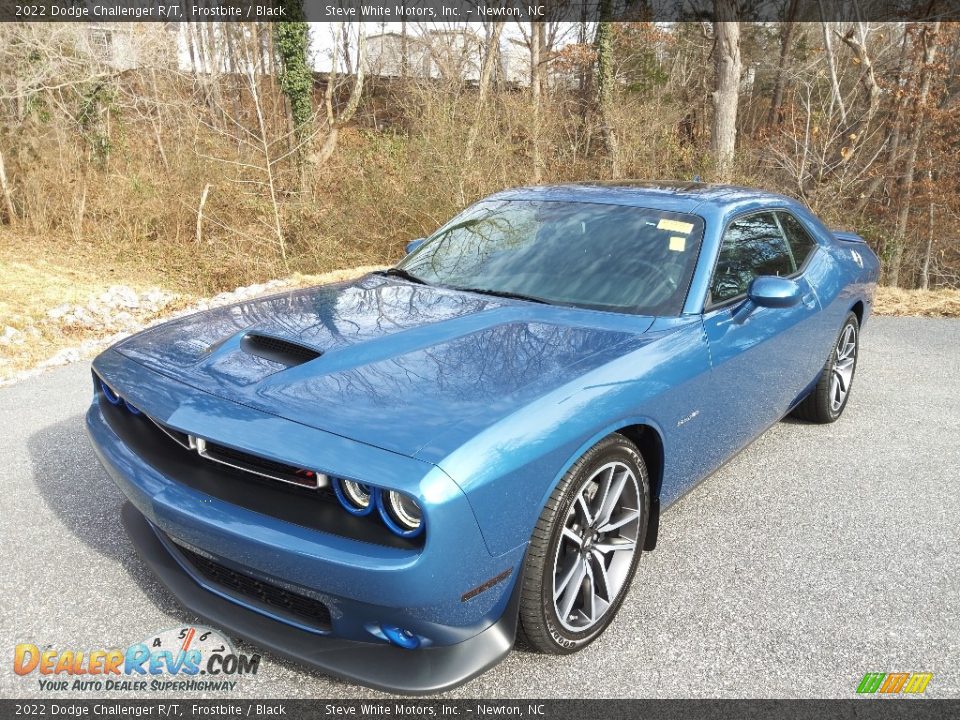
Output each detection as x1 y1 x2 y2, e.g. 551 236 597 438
241 333 322 367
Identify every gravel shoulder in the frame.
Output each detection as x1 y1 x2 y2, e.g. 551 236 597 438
0 316 957 699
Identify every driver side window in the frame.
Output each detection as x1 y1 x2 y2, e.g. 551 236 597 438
710 212 793 305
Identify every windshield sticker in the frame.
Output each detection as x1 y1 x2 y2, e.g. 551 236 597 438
657 218 694 234
669 236 687 252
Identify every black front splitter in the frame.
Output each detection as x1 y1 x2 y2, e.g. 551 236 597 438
121 502 520 695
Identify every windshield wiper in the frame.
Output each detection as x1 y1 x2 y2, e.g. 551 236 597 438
451 286 553 305
379 268 428 285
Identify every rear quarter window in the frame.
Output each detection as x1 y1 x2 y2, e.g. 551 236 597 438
777 211 819 270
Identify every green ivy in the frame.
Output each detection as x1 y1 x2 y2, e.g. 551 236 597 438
77 83 117 166
274 5 312 143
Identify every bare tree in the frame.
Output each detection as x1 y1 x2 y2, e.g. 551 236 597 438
888 22 941 287
464 23 504 170
530 22 545 184
595 0 620 175
767 3 800 129
819 13 848 124
711 9 741 181
313 23 365 166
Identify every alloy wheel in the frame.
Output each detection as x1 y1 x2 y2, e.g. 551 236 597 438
552 461 641 633
830 323 857 412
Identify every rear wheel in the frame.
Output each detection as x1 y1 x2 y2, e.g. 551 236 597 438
793 312 859 423
518 434 649 654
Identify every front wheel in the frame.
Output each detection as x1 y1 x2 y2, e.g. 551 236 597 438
518 434 649 654
792 311 860 423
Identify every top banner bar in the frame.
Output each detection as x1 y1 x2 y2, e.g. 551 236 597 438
0 0 957 23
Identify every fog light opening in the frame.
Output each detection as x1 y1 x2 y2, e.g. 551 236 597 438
381 624 420 650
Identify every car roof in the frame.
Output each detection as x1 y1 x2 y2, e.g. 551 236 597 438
489 181 799 216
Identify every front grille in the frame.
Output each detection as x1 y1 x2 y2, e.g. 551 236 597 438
176 543 332 631
241 333 322 366
141 413 321 489
198 438 321 489
95 377 424 549
201 440 313 483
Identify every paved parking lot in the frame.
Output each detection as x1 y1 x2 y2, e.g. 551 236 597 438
1 316 958 699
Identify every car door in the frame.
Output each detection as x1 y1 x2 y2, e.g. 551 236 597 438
699 210 823 464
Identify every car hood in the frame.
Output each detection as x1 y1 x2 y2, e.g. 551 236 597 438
115 274 654 458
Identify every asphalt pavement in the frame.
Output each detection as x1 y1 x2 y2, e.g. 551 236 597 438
1 316 958 699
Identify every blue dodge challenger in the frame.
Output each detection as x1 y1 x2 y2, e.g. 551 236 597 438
87 182 878 693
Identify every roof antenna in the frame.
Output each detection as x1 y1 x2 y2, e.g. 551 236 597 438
692 175 703 183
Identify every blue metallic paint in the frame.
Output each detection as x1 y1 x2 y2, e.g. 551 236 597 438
748 276 802 308
86 182 878 692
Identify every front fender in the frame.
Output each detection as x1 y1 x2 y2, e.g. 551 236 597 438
436 320 710 556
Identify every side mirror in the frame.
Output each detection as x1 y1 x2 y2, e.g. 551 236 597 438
405 238 426 255
747 276 801 308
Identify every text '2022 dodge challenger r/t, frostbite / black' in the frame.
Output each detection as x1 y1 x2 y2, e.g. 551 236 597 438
86 182 878 693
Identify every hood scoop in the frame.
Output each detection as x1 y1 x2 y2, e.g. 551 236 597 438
241 333 322 367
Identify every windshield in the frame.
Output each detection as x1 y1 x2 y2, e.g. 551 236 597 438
397 199 705 315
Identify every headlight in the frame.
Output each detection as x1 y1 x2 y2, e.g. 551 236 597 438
378 490 424 537
333 478 376 516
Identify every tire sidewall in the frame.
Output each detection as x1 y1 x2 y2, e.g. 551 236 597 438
826 314 860 420
535 437 649 653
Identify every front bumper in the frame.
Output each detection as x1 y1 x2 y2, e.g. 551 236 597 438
120 502 520 694
86 350 526 693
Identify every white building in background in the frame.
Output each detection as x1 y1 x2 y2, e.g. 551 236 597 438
363 28 483 82
363 27 531 86
498 40 530 86
88 23 178 71
80 20 539 86
362 32 432 78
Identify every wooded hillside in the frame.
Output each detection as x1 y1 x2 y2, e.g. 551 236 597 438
1 21 958 294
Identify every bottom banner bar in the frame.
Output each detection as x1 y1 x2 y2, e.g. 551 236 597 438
2 699 957 720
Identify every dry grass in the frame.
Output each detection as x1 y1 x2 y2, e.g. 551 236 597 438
0 231 178 376
873 287 960 318
288 266 388 289
0 253 384 384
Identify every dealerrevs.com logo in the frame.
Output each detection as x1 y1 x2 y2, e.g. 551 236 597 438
14 625 261 693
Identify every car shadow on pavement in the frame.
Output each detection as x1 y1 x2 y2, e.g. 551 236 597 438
28 414 186 618
26 414 400 693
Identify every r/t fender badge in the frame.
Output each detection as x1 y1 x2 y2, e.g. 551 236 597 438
677 410 700 427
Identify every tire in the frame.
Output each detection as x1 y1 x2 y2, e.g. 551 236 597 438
792 311 860 424
518 434 649 654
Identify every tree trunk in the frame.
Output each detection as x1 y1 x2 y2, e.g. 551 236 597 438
819 13 847 124
888 22 940 288
185 22 198 74
854 26 912 219
400 15 408 78
595 0 620 175
530 22 544 184
247 68 288 268
711 11 741 182
0 151 16 226
767 7 798 129
195 183 211 245
314 31 365 166
464 23 503 162
274 5 313 190
921 155 934 291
